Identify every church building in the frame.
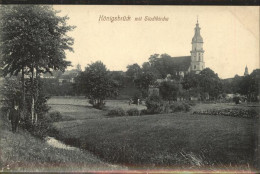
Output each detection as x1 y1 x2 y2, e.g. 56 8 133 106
173 19 205 76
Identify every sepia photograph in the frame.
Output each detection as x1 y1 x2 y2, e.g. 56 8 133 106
0 4 259 173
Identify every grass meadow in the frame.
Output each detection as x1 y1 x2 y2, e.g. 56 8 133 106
0 110 125 172
47 97 259 170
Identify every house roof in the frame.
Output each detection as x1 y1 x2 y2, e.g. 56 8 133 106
171 56 191 71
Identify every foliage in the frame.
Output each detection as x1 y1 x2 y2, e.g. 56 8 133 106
0 77 22 109
145 94 164 114
199 68 223 99
236 69 259 102
140 109 148 115
193 108 258 119
75 61 119 109
132 92 142 104
107 107 126 117
182 68 223 100
233 96 241 104
134 72 156 98
159 81 179 102
222 69 259 102
49 111 63 122
170 102 191 112
0 5 74 76
42 78 76 96
126 63 142 80
126 108 140 116
0 5 74 128
109 71 126 90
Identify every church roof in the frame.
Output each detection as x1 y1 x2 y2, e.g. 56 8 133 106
171 56 191 71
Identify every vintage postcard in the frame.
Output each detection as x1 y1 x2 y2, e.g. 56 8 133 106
0 5 259 173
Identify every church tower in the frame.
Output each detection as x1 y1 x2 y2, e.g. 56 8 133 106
190 18 205 74
244 65 249 76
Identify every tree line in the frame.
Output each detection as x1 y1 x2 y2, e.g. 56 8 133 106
1 5 259 130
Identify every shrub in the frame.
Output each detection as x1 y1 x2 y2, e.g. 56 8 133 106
126 108 140 116
233 96 241 104
89 99 106 109
145 94 164 114
193 108 258 119
162 103 171 113
140 109 148 115
170 102 191 112
20 115 53 139
107 107 126 117
186 100 197 106
132 92 142 105
49 111 63 122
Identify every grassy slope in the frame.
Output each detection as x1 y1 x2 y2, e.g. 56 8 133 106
0 112 125 172
53 112 258 169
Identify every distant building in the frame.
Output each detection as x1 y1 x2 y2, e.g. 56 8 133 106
244 65 249 76
58 69 81 84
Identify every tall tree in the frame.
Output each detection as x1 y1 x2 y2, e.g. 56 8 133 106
0 5 74 124
126 63 142 80
159 81 179 103
134 72 156 98
199 68 223 99
75 61 119 109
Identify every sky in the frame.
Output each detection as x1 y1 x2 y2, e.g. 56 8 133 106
54 6 259 79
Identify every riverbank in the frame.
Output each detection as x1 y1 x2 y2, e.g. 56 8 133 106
0 111 126 172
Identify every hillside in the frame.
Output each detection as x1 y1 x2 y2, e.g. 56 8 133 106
0 111 126 172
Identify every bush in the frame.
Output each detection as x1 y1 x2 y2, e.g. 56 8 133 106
170 102 191 112
20 115 53 139
233 96 241 104
186 100 197 106
132 92 142 105
162 103 171 113
49 111 63 122
107 107 126 117
140 109 148 115
89 99 106 109
126 108 140 116
193 108 258 119
145 94 164 114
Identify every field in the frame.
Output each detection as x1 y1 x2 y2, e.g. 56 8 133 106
47 97 259 170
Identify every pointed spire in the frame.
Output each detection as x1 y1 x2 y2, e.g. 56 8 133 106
192 17 203 43
244 65 249 76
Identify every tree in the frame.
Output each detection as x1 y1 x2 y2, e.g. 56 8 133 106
247 69 260 101
126 63 141 80
182 72 200 90
75 61 119 109
109 71 126 89
159 81 179 103
235 69 260 101
134 72 156 98
0 5 74 124
199 68 223 99
182 68 223 100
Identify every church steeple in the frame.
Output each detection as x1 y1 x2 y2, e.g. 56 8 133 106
192 18 203 43
244 65 249 76
190 18 205 74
